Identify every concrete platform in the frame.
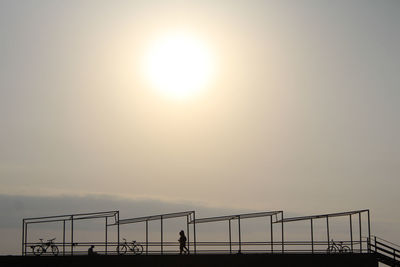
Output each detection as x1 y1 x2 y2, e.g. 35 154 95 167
0 253 379 267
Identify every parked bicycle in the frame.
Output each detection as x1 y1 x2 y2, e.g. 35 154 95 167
117 238 143 255
327 239 351 253
31 238 59 256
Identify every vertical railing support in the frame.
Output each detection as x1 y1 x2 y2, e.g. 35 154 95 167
187 215 190 253
326 217 330 250
63 220 66 256
281 212 284 253
21 220 25 256
367 210 371 251
71 216 74 256
105 217 108 255
146 220 149 255
117 212 120 253
238 216 242 253
359 213 362 252
229 219 232 254
270 216 273 253
25 223 28 256
192 211 197 254
350 215 353 252
161 216 163 255
311 219 314 254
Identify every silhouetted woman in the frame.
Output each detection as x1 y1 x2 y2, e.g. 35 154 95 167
178 230 189 255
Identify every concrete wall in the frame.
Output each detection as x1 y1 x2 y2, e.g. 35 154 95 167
0 254 378 267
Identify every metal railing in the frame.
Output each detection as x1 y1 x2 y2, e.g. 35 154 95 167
368 236 400 265
24 239 372 256
21 209 374 257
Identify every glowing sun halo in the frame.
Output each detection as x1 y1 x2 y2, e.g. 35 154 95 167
144 34 215 99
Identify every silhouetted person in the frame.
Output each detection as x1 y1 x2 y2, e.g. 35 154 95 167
178 230 189 255
88 245 97 255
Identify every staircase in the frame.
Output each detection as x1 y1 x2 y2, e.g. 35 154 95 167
368 236 400 267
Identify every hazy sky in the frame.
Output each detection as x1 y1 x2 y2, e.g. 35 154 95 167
0 0 399 254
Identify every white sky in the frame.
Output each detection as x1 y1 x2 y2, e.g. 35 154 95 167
0 0 399 254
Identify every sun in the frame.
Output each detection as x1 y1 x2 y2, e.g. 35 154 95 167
143 33 215 99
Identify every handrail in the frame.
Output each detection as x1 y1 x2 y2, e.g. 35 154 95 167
372 243 400 257
369 236 400 265
24 239 371 256
375 240 400 254
372 235 400 250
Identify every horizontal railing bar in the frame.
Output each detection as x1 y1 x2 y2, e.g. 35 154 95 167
373 236 400 249
276 209 369 223
23 250 367 255
24 239 371 256
373 246 400 258
375 241 400 254
24 241 365 246
24 211 119 221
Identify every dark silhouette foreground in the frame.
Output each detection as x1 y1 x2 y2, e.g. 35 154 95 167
88 245 98 256
179 230 189 255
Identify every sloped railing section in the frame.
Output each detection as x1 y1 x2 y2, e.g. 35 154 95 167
368 236 400 267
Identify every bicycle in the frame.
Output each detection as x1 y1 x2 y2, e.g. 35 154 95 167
326 239 351 253
31 238 59 256
117 238 143 255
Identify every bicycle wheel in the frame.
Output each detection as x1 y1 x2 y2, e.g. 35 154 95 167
117 245 127 255
33 245 44 256
51 245 59 256
341 245 351 253
326 246 337 254
133 244 143 255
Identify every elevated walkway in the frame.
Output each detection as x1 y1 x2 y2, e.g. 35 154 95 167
0 253 378 267
20 209 399 266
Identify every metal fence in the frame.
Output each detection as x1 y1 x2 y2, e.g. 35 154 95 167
22 209 372 256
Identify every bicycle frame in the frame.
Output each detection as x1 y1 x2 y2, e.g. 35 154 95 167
328 240 350 253
127 241 137 251
39 240 53 252
32 238 59 256
118 238 143 255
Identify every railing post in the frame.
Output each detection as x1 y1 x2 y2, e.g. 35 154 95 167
374 236 377 253
311 219 314 254
229 219 232 254
270 216 273 253
238 216 242 253
117 211 120 254
24 222 28 256
146 220 148 255
71 215 74 256
105 217 108 255
367 210 371 249
63 220 65 256
281 212 284 254
187 215 190 253
161 215 163 255
326 217 330 249
359 213 362 252
21 220 24 256
350 215 353 252
193 211 197 254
